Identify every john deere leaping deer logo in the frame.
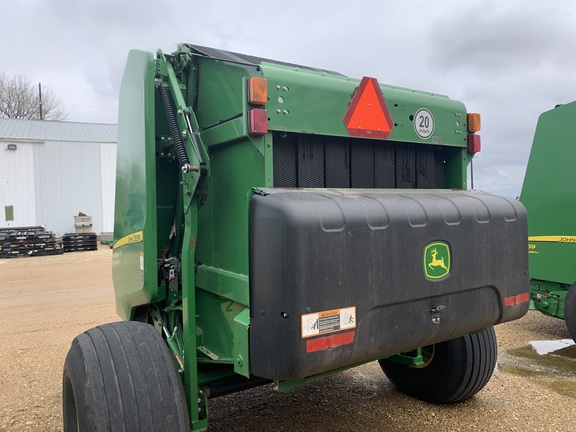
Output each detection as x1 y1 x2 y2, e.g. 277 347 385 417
424 242 451 280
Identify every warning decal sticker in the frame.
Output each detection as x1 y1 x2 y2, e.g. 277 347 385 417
301 307 356 338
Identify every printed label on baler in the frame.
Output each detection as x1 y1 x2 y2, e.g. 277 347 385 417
301 307 356 338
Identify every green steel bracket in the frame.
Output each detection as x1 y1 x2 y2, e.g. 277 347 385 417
155 50 211 209
172 49 192 75
233 308 250 378
182 201 203 430
195 389 209 431
274 360 371 393
529 280 569 319
150 305 185 371
196 346 233 364
445 148 471 189
153 53 213 429
195 265 250 305
385 348 425 367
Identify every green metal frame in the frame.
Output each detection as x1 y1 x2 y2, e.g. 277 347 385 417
529 279 568 319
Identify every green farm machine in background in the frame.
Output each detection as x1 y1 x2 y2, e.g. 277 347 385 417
520 101 576 342
62 44 529 431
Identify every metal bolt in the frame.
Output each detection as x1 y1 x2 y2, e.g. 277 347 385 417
181 164 200 174
430 305 446 313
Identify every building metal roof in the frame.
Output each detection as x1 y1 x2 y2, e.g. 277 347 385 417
0 118 117 143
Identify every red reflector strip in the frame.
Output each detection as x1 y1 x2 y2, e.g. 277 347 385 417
504 292 530 306
306 331 355 353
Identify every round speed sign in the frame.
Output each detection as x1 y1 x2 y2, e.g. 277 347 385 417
414 108 435 139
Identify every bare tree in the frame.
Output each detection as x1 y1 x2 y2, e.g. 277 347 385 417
0 72 68 120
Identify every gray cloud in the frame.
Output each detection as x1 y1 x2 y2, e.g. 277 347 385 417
428 3 576 75
2 0 575 196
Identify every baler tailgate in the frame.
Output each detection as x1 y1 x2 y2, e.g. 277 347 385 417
249 188 528 381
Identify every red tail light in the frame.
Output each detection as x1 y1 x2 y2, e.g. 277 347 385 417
249 109 268 136
468 134 481 154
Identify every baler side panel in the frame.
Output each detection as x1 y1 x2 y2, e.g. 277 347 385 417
520 101 576 285
190 58 269 367
113 50 159 320
192 57 260 132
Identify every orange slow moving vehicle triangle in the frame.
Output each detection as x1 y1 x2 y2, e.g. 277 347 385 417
343 76 394 139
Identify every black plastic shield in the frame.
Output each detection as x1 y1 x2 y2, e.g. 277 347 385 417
249 189 528 381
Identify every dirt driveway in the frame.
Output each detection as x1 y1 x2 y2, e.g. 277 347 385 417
1 246 575 431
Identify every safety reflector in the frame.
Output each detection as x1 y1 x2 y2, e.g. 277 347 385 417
468 134 481 154
343 77 393 139
467 113 481 133
306 331 355 353
249 108 268 135
504 292 530 306
248 77 267 105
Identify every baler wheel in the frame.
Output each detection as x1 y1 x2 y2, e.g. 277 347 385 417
378 326 497 403
62 321 189 431
565 283 576 342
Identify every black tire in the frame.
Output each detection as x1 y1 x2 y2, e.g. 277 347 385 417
379 327 497 404
565 283 576 342
62 321 189 432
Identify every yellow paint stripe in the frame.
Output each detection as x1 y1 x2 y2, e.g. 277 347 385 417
529 235 576 243
113 231 143 249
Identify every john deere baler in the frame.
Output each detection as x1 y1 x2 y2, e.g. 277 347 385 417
520 101 576 342
63 44 529 432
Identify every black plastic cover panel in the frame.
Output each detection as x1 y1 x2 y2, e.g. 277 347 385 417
272 132 445 189
185 44 344 76
249 189 528 381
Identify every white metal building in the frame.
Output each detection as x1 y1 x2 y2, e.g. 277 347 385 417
0 118 117 236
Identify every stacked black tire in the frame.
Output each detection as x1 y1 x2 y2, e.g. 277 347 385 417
0 226 63 258
63 232 98 252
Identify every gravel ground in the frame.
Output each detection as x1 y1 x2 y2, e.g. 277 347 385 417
0 246 575 431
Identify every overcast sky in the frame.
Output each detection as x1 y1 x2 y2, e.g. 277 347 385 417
2 0 575 198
